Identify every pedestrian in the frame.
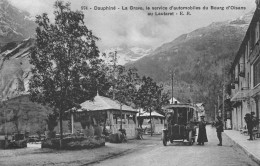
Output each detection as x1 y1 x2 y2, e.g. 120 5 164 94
215 116 223 146
197 115 208 145
244 113 253 140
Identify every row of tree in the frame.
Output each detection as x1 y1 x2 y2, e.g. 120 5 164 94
28 1 169 142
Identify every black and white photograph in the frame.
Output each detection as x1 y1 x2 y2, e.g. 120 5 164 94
0 0 260 165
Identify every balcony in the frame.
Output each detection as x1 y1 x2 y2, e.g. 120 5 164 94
241 87 249 90
231 83 235 89
238 63 245 77
233 77 239 84
230 83 236 89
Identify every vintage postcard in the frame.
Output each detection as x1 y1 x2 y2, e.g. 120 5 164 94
0 0 259 165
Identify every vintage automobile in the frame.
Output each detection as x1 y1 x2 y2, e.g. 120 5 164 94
162 103 199 146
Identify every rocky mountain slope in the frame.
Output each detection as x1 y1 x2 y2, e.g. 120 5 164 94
126 10 254 119
0 38 34 100
0 0 36 46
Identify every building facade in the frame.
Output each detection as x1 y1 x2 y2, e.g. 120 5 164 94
230 1 260 131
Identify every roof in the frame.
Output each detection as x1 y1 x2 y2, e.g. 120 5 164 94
163 103 198 110
196 103 205 107
77 94 137 112
137 111 165 118
169 97 180 104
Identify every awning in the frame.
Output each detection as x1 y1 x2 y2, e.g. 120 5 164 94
137 111 165 118
250 85 260 97
163 103 198 110
231 90 251 101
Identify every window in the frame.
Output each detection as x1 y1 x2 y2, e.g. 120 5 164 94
255 22 259 44
245 45 248 61
253 58 260 87
248 41 250 56
248 73 250 88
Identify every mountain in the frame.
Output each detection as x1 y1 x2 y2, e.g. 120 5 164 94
0 0 36 46
103 46 153 65
0 38 34 100
126 10 254 119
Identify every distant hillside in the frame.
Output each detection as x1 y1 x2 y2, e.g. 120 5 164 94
126 10 254 119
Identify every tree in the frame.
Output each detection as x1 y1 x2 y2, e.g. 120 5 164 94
108 66 140 129
136 76 167 136
29 1 100 146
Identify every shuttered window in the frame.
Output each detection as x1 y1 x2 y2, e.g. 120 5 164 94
254 58 260 87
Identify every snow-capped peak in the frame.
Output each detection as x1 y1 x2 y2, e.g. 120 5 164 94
102 47 153 65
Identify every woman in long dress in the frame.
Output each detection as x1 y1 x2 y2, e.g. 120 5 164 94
197 115 208 145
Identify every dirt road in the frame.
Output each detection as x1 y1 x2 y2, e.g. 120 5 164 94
91 126 259 166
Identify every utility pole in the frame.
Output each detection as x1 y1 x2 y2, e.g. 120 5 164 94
110 50 117 100
171 71 174 104
217 96 220 116
214 104 217 120
222 59 226 129
222 84 225 129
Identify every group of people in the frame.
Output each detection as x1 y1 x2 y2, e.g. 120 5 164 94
244 112 257 140
197 111 258 145
197 115 224 146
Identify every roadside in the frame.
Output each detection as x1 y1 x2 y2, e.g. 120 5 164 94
224 129 260 165
0 135 162 166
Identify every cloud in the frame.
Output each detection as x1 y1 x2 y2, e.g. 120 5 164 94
7 0 256 50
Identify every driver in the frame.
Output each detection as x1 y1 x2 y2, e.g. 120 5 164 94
178 113 185 125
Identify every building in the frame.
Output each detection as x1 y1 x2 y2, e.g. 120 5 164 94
169 97 180 104
69 94 138 139
230 1 260 131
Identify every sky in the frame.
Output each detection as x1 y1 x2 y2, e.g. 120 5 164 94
8 0 256 50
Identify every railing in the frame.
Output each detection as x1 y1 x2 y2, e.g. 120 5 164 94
241 87 249 90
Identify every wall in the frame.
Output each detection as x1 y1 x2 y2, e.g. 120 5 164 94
113 124 137 139
232 109 237 130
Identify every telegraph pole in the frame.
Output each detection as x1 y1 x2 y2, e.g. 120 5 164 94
171 71 174 104
217 96 220 116
111 50 117 100
222 59 226 129
214 104 217 120
222 84 225 127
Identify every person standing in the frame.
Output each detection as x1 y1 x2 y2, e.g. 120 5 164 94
215 116 224 146
244 113 253 140
197 115 208 145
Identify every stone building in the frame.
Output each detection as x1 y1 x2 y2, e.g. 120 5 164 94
230 1 260 131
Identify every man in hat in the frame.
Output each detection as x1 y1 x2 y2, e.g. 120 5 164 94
197 115 208 145
215 116 224 146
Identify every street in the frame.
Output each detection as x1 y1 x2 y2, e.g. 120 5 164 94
90 126 259 166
